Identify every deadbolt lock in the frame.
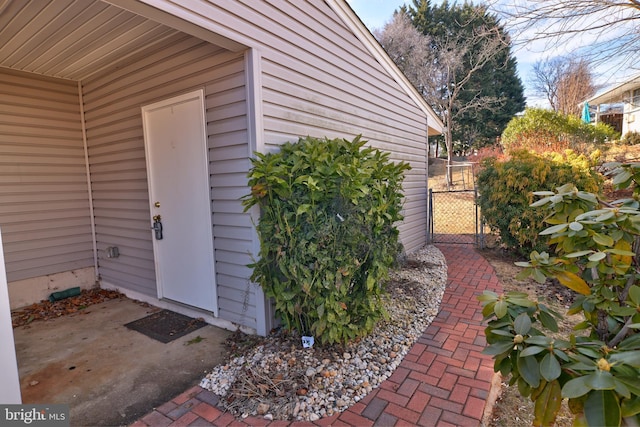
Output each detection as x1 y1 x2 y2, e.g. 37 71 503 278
154 202 161 208
152 215 163 240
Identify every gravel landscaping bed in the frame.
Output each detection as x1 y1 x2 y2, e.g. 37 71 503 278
200 245 448 422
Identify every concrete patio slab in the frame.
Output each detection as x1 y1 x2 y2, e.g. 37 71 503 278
13 297 232 426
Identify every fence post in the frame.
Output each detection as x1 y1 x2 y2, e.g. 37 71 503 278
427 188 433 244
475 187 484 249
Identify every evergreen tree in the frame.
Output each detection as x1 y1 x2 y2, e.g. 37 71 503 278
406 0 525 151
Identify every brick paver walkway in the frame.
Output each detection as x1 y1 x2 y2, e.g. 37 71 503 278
132 244 503 427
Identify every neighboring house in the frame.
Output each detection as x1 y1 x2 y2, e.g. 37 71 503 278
584 73 640 136
0 0 443 335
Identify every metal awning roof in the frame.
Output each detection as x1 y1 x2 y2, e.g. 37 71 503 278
586 73 640 105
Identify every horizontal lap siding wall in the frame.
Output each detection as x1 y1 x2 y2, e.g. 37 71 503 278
256 0 429 253
207 58 256 329
0 68 94 281
81 35 255 328
154 0 429 253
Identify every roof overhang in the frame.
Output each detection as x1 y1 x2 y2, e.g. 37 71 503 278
1 0 443 135
586 73 640 105
0 0 243 81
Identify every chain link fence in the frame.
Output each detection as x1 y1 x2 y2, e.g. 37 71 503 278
427 158 496 247
428 189 479 245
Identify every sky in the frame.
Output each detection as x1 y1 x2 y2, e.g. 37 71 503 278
347 0 637 108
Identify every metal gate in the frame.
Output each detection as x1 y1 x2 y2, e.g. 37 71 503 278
428 188 485 246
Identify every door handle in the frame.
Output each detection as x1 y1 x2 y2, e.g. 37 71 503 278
152 215 163 240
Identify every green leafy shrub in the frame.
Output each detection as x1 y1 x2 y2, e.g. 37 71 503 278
242 135 410 345
479 172 640 426
476 149 601 255
501 108 619 155
621 131 640 146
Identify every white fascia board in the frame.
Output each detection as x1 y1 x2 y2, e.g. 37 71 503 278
586 73 640 105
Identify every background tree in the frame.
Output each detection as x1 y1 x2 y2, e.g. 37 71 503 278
495 0 640 71
531 56 598 116
373 12 431 98
377 0 524 181
406 0 526 153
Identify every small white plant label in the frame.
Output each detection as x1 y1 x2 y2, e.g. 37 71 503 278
302 336 315 348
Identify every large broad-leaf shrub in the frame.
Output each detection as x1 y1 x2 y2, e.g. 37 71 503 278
242 135 410 345
479 167 640 426
501 108 619 155
476 149 601 255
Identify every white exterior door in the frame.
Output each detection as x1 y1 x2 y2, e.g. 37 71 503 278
141 90 217 314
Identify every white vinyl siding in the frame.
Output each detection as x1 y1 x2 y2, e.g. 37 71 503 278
148 0 430 253
259 1 428 253
206 58 256 329
82 34 254 328
0 68 94 282
0 0 438 331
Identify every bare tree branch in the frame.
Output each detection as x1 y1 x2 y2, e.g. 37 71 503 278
531 59 561 109
491 0 640 71
377 8 514 178
530 56 598 115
